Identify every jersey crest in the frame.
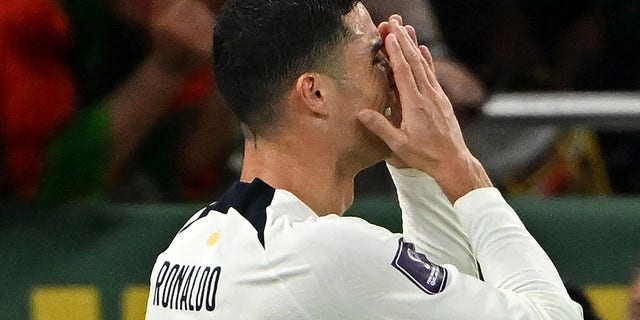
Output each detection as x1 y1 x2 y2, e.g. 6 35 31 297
391 238 448 295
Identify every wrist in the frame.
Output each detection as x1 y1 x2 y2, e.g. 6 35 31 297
429 153 492 204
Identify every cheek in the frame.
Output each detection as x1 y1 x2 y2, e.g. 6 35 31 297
334 69 389 117
359 66 389 99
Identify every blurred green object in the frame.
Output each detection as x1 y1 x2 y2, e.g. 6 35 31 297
39 103 110 204
1 196 639 319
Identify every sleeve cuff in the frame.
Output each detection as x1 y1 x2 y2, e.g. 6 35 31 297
453 187 504 212
386 163 446 200
386 163 433 180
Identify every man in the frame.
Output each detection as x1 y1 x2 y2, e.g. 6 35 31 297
145 1 582 318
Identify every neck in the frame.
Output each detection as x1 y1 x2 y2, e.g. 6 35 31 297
240 136 358 216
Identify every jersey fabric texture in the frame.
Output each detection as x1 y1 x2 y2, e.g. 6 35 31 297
145 165 583 319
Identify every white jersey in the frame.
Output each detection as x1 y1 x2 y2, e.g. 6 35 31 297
145 166 582 319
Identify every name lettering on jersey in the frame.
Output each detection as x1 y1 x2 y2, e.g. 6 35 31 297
152 261 221 312
391 238 448 295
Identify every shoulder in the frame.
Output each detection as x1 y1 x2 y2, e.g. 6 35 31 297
265 188 401 258
278 214 403 276
295 214 399 252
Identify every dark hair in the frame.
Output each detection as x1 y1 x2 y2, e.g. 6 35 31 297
213 0 359 136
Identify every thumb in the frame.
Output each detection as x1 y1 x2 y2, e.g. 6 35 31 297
357 109 403 147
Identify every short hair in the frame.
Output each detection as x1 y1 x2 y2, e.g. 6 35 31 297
213 0 359 136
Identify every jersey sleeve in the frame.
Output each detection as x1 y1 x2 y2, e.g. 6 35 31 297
286 189 582 319
387 164 478 277
454 188 582 319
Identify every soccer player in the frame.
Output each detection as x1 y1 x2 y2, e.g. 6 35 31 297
145 1 582 319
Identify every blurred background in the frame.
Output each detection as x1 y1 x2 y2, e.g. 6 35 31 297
1 0 639 319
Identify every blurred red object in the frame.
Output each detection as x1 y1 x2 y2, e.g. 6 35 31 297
0 0 76 200
172 66 214 110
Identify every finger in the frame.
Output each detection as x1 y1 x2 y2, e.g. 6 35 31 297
385 33 419 98
377 21 391 62
406 25 418 45
389 14 403 25
391 22 432 95
378 21 391 40
419 45 441 91
357 109 405 149
419 45 434 72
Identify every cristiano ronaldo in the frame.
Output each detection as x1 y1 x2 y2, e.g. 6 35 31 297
145 1 582 319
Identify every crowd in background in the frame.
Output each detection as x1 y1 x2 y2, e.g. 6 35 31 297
1 0 639 202
1 0 234 204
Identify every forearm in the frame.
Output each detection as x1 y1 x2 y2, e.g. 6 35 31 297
177 88 234 179
108 0 214 173
388 164 478 277
108 52 186 171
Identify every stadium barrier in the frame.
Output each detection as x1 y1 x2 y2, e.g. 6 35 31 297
1 196 638 320
483 91 640 130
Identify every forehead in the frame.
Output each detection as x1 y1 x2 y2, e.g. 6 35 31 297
343 3 380 45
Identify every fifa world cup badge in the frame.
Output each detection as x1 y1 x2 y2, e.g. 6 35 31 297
391 238 448 295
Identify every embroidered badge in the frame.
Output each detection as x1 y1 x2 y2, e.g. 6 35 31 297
391 238 448 295
207 232 221 247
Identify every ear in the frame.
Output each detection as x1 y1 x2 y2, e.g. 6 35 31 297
294 73 329 116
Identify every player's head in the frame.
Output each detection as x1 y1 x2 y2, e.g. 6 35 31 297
214 0 396 164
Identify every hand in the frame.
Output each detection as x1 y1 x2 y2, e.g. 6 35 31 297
359 18 492 202
150 0 215 76
379 17 486 127
376 15 419 169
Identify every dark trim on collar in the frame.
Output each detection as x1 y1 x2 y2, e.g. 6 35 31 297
180 179 275 248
